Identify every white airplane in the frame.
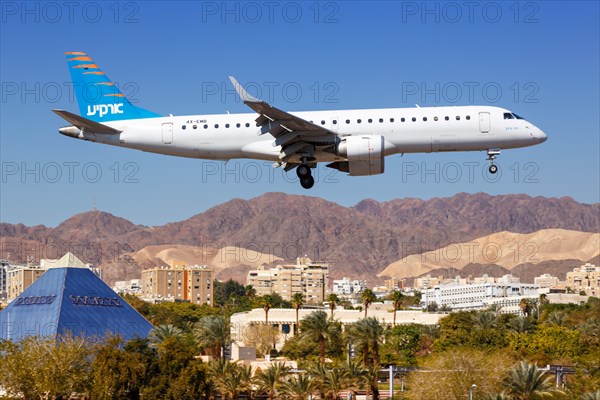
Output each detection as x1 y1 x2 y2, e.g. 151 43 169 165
54 52 547 189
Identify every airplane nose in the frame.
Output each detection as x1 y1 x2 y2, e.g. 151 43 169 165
536 128 548 143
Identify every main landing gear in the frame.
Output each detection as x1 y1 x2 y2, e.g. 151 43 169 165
296 163 314 189
487 149 501 174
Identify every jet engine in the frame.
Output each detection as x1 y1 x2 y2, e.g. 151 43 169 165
329 135 385 176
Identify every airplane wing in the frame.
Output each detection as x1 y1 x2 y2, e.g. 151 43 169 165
52 109 122 134
229 77 337 168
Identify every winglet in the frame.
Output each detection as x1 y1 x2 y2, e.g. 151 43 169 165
229 76 261 103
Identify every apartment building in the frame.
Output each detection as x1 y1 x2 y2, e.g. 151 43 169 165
246 257 329 304
141 262 214 305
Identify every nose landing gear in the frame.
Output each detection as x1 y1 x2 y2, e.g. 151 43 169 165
486 149 501 174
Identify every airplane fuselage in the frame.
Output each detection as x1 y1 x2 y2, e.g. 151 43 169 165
62 105 547 165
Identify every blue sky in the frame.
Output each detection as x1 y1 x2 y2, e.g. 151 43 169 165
1 1 599 227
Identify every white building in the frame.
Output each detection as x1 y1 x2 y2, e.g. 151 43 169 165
421 277 539 314
534 273 560 288
332 277 366 295
230 308 446 350
0 260 10 300
114 279 141 294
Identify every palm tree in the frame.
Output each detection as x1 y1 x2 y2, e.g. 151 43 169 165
341 359 368 400
544 311 566 326
260 295 274 325
211 361 253 400
148 324 184 345
504 361 557 400
509 316 536 334
326 293 340 321
582 390 600 400
255 362 290 400
292 292 304 333
360 289 377 318
390 290 404 326
194 315 231 359
345 318 384 367
364 364 381 400
472 311 499 330
300 310 335 364
280 373 315 400
321 367 345 400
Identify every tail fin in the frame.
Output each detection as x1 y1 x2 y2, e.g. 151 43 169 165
65 51 161 122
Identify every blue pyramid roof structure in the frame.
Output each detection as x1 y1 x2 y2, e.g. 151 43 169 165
0 253 153 342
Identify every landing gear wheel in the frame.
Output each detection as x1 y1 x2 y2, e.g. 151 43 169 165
489 164 498 174
300 175 315 189
296 164 311 178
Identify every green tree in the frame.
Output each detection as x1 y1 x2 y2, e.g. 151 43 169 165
509 316 536 334
327 293 340 321
254 362 290 400
90 336 150 400
472 311 499 330
390 290 405 326
582 390 600 400
346 318 384 367
0 335 93 399
165 360 210 400
194 315 230 359
292 292 304 332
504 361 557 400
405 348 513 399
208 359 251 400
149 324 185 345
142 335 201 399
360 289 377 318
260 294 275 325
280 373 315 400
341 359 368 399
300 310 338 364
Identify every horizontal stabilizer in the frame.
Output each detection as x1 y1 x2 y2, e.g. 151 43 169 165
52 110 122 134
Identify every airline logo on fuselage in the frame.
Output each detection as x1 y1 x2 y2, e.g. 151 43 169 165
87 103 124 118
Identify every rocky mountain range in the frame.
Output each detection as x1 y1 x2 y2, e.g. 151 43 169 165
1 192 598 284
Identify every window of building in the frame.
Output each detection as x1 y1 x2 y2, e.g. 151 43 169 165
321 120 325 125
357 119 362 123
346 119 350 124
368 119 373 123
182 125 186 130
379 118 383 123
246 123 250 127
445 116 449 121
390 118 395 122
423 117 427 121
193 125 197 129
456 116 460 120
236 123 241 128
466 115 470 120
412 117 416 122
434 116 438 121
401 118 405 122
215 124 219 128
204 124 208 129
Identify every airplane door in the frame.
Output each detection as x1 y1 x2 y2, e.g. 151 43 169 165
162 123 173 144
479 112 490 133
331 117 339 131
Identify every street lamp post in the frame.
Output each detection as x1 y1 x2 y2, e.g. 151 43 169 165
469 384 477 400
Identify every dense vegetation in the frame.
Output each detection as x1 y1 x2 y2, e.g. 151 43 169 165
1 283 599 399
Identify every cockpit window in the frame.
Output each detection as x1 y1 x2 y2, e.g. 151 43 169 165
512 113 524 119
504 113 515 119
